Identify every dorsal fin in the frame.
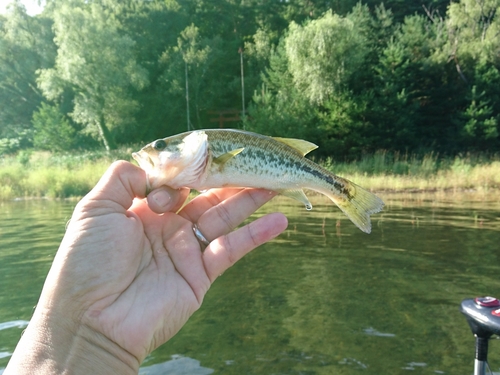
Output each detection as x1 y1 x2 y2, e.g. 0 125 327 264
272 137 318 156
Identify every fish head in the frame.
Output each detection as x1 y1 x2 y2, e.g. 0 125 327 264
132 130 209 190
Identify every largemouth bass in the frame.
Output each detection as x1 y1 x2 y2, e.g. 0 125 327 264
132 129 384 233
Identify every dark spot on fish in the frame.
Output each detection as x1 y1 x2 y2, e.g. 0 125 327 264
266 153 279 164
153 139 167 151
299 163 354 200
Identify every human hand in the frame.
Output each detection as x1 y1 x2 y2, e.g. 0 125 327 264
5 161 287 375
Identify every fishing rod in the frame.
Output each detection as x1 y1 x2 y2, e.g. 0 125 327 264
460 297 500 375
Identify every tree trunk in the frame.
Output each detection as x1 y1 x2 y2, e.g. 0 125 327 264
96 116 116 151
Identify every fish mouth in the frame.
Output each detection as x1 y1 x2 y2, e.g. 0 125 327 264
132 150 154 170
132 150 155 192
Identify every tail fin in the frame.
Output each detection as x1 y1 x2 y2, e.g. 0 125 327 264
323 180 384 234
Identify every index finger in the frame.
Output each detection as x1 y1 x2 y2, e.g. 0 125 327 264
189 189 278 243
178 188 245 222
179 188 275 224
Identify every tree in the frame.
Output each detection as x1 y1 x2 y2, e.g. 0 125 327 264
0 1 55 146
373 14 451 151
461 86 498 139
284 8 371 104
447 0 500 68
32 102 77 152
118 0 188 142
159 24 225 133
37 0 148 150
245 40 320 146
443 0 500 150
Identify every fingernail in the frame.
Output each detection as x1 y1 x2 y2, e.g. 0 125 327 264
150 189 171 209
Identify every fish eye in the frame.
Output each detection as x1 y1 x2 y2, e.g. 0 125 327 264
153 139 167 151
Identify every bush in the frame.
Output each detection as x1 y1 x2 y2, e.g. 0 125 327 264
32 103 77 152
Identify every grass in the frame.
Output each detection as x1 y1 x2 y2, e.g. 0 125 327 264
323 150 500 192
0 147 136 200
1 148 499 200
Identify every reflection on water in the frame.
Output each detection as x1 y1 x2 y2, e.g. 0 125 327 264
1 193 500 374
363 327 396 337
0 321 28 331
139 355 214 374
0 200 75 375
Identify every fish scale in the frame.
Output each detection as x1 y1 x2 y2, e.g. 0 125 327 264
133 129 384 233
203 131 351 200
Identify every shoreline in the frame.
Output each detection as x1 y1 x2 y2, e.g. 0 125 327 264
1 149 500 200
1 186 497 203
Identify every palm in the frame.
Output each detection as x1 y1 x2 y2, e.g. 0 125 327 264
69 209 197 359
51 162 287 363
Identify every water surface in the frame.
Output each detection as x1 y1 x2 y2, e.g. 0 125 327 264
1 193 500 374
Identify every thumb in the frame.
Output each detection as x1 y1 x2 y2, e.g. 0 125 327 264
81 161 148 213
147 187 190 214
82 161 189 215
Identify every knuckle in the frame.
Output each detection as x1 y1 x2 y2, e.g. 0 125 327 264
214 203 234 232
221 235 237 266
246 224 259 247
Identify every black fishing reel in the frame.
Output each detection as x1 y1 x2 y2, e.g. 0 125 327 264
460 297 500 375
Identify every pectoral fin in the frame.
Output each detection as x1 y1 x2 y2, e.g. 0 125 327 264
214 148 245 164
278 189 312 210
272 137 318 156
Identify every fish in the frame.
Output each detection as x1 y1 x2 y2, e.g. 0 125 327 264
132 129 384 233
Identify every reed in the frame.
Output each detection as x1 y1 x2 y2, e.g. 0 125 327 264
0 149 499 200
324 151 500 192
0 148 135 200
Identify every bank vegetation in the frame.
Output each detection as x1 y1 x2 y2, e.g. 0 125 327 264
1 150 498 200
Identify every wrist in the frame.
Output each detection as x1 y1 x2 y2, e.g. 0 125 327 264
5 307 139 375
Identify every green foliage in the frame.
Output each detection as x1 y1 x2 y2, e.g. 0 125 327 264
16 149 32 166
318 91 373 157
0 138 21 155
459 85 499 141
285 8 370 104
2 149 500 200
37 0 149 150
247 83 318 141
0 1 55 139
0 0 499 159
32 103 77 152
245 41 319 143
0 130 33 155
371 14 448 151
158 23 228 133
324 150 440 177
447 0 500 65
0 146 135 199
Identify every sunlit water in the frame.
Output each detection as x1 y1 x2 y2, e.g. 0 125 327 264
1 192 500 374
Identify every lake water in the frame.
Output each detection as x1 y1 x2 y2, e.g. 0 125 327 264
1 192 500 374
